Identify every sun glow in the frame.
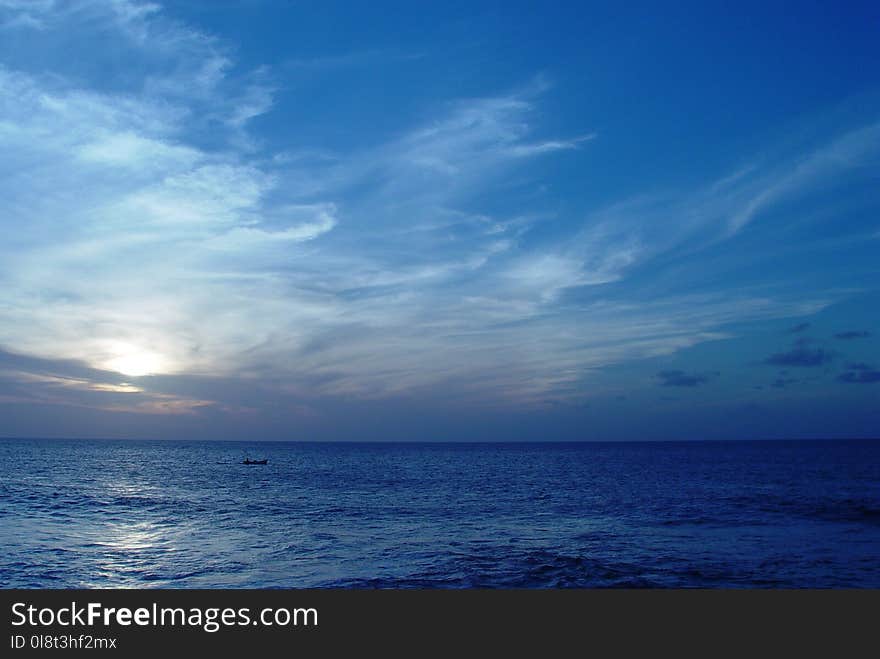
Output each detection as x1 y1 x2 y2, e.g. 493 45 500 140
105 345 164 377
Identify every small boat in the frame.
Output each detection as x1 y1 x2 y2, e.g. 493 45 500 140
242 458 268 465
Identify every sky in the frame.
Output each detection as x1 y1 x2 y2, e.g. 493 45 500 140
0 0 878 441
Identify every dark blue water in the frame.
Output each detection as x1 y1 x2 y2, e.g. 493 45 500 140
0 439 878 588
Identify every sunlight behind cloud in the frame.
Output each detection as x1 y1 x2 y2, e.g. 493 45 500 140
104 344 165 377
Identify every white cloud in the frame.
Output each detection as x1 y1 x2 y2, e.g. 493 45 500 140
76 131 202 170
207 205 338 249
506 133 596 157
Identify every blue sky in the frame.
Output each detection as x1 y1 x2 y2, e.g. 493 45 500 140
0 0 877 441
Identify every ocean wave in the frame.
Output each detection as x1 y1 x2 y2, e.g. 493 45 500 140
1 438 879 588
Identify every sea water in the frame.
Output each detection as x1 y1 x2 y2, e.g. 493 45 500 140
0 438 878 588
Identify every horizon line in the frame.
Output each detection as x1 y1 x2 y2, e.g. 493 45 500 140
1 436 878 444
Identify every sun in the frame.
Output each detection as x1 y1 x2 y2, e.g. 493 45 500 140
105 346 164 377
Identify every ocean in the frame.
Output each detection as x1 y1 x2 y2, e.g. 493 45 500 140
0 438 878 588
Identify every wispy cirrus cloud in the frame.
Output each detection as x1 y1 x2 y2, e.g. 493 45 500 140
0 0 875 423
543 118 880 293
